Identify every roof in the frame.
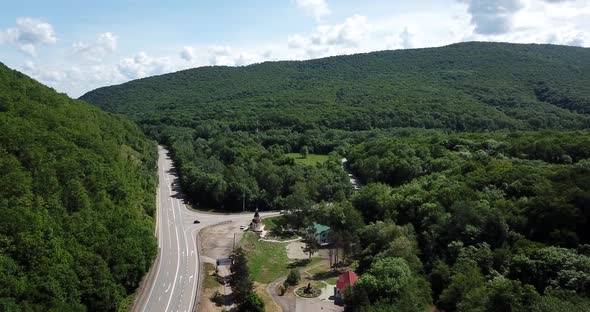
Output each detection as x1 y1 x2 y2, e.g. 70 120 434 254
308 223 330 235
336 271 358 291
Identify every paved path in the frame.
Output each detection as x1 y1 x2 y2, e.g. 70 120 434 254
132 146 277 312
259 237 301 243
267 277 296 312
341 158 360 191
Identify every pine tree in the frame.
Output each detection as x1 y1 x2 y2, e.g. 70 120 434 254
229 247 253 305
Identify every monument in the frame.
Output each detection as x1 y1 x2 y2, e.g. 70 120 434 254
249 208 264 233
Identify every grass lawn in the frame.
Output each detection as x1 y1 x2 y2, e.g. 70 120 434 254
240 232 321 284
202 263 220 289
305 260 340 285
285 153 330 166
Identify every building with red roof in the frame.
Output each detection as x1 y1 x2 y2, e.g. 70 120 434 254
334 271 359 302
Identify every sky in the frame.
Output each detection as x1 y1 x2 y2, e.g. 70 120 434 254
1 0 589 98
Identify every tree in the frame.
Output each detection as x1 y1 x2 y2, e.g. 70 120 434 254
438 260 485 311
229 247 253 305
352 183 395 223
302 227 319 259
238 292 265 312
353 257 431 311
301 146 309 159
344 285 370 312
286 269 301 286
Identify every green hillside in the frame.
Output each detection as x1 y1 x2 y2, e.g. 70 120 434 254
81 42 590 131
0 63 157 311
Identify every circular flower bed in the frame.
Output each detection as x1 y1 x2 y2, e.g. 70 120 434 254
295 285 322 298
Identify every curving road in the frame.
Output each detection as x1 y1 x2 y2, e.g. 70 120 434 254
133 146 277 312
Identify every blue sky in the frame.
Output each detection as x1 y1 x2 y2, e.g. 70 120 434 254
1 0 589 97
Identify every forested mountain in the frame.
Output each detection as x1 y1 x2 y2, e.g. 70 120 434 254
79 42 590 213
82 42 590 132
0 63 157 311
80 42 590 311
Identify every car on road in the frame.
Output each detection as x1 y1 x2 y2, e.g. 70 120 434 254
240 225 246 230
193 220 200 224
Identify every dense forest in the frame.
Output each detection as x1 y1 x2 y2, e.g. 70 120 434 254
82 42 590 132
0 63 157 311
80 42 590 311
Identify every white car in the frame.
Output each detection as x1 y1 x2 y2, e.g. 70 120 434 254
240 225 246 230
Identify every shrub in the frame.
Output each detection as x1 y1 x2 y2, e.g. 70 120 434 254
286 269 301 286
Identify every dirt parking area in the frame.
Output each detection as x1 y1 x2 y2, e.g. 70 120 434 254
200 220 250 261
197 220 251 312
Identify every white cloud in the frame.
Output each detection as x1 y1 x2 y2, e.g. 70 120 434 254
12 17 57 44
287 14 373 58
208 46 233 65
118 51 176 79
312 15 372 46
73 32 117 58
20 60 67 83
548 29 589 46
209 45 231 56
18 44 37 57
235 51 271 66
462 0 590 47
180 46 195 61
205 46 272 66
97 32 117 52
295 0 330 21
459 0 524 35
386 27 414 50
23 60 35 72
0 17 57 57
287 34 308 49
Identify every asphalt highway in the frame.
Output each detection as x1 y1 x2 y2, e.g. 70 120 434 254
133 146 277 312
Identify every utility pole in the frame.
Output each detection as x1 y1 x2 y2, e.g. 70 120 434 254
242 188 245 212
233 233 236 251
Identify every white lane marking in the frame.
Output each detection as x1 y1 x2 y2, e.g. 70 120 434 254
166 209 173 248
187 227 200 312
176 196 191 310
164 193 182 312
